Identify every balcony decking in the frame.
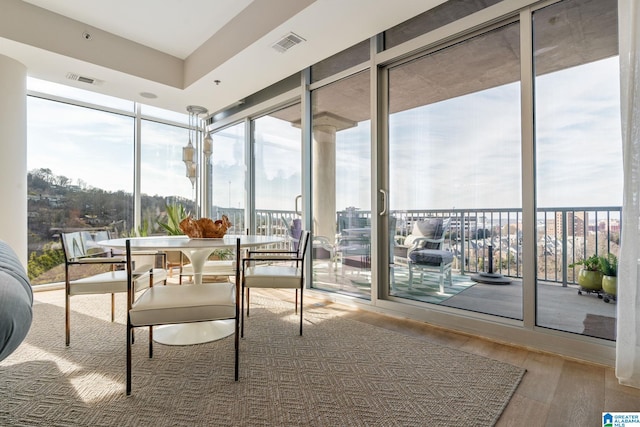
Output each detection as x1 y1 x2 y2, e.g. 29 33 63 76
312 262 616 341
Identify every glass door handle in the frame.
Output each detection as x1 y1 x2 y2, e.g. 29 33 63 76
379 189 387 216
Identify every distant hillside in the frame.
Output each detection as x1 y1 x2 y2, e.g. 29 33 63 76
27 167 193 254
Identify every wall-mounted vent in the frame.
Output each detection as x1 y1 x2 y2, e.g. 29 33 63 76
66 72 103 86
271 32 305 53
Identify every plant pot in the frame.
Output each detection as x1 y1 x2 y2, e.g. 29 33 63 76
577 270 603 291
602 275 617 296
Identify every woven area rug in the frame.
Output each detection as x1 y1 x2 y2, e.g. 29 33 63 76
0 289 524 426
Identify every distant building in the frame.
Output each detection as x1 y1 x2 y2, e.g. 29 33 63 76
555 211 586 237
599 218 620 233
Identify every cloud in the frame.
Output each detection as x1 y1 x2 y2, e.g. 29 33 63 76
27 56 622 215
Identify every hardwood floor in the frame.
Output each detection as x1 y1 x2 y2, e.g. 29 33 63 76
257 288 640 427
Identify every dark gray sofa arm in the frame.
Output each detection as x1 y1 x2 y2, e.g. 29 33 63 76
0 240 33 361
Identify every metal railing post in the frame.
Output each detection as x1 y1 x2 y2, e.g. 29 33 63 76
561 210 568 287
460 210 466 275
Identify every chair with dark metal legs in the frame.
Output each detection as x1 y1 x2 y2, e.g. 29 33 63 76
125 238 241 395
61 230 167 346
241 230 310 337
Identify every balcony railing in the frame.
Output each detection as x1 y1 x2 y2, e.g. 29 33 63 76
216 206 621 287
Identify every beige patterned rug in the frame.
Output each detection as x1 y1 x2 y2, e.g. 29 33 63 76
0 289 525 426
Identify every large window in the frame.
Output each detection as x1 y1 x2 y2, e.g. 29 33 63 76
253 104 302 236
211 122 246 232
533 0 621 339
26 80 193 284
24 0 622 358
27 96 134 283
140 120 195 232
311 72 372 298
387 22 522 317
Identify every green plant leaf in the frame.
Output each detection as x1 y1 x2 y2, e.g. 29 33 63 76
157 203 189 235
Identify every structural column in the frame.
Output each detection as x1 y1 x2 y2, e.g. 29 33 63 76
311 113 356 241
0 55 27 267
312 125 336 240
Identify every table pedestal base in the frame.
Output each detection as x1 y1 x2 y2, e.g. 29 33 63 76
152 320 235 346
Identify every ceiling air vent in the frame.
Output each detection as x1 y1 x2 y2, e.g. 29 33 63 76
272 32 305 53
66 72 103 86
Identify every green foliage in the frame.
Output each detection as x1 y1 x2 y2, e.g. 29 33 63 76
599 253 618 277
27 168 195 248
139 219 150 236
122 219 151 237
499 252 516 269
27 243 65 280
157 204 189 235
610 232 620 245
212 248 234 260
569 254 601 272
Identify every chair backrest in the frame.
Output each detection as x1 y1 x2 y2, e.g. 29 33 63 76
60 232 87 261
282 215 302 251
406 217 451 250
297 230 311 260
84 230 113 256
441 217 451 237
61 230 114 262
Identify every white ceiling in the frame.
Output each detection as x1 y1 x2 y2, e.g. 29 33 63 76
22 0 255 59
0 0 445 115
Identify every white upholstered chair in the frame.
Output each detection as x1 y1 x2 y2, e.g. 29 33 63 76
61 231 166 346
241 230 310 337
125 238 241 395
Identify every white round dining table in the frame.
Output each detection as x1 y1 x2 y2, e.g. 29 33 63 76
99 234 283 345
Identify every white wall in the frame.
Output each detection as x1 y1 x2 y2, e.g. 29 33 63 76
0 54 28 267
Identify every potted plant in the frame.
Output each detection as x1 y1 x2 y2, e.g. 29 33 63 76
569 254 603 292
599 253 617 302
157 204 189 276
157 203 189 235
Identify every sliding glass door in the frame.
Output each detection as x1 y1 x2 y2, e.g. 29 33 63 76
310 72 372 299
252 103 302 241
533 0 621 339
386 22 523 318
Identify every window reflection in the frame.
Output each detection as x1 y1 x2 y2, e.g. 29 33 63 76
27 97 134 283
534 0 621 340
388 22 523 319
141 120 196 233
211 122 246 233
311 72 372 299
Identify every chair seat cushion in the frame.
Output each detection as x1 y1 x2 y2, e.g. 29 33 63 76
69 270 150 295
244 265 302 289
130 283 236 327
409 249 453 266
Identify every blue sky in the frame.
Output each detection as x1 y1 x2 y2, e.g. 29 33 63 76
26 55 623 212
